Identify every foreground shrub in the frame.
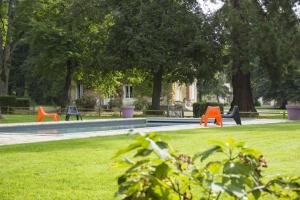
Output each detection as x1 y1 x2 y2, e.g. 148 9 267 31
113 133 300 200
193 102 224 117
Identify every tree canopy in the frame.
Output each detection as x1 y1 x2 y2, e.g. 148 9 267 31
3 0 300 109
106 0 203 109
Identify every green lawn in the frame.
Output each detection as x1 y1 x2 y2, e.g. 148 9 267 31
0 122 300 200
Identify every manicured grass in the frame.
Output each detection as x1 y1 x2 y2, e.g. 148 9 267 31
0 122 300 199
257 113 288 119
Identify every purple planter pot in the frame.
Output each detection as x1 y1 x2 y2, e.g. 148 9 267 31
286 105 300 120
121 106 135 118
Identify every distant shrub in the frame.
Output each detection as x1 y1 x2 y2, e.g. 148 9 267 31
134 98 150 111
114 132 300 200
75 95 96 109
193 102 224 117
255 99 261 107
143 110 165 116
0 96 16 113
109 98 122 109
15 98 31 107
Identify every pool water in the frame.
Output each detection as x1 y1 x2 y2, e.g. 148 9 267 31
18 123 172 134
0 120 184 135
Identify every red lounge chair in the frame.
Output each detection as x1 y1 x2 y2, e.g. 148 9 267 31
36 107 59 122
200 106 223 127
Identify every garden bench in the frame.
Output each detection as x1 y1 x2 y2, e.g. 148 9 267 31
222 105 242 125
65 106 82 121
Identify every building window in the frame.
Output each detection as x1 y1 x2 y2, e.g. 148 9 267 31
123 85 133 99
76 82 83 99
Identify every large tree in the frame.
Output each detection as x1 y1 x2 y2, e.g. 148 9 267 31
16 0 109 105
253 0 300 107
216 0 261 112
214 0 299 111
106 0 201 110
0 0 15 95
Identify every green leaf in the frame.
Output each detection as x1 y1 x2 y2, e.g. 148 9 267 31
156 141 169 149
112 158 134 169
223 161 252 176
117 175 127 185
193 145 221 162
225 138 236 148
113 139 149 158
226 184 247 199
154 162 171 179
251 189 261 200
147 132 161 142
126 159 149 173
240 148 261 158
134 148 153 157
206 161 223 174
208 139 227 150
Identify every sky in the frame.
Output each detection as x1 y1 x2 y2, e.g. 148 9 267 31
198 0 300 17
198 0 224 14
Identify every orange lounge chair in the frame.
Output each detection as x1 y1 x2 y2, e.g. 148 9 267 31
200 106 223 127
36 107 59 122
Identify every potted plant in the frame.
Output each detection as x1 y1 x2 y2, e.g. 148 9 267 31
286 101 300 120
286 85 300 120
120 100 134 118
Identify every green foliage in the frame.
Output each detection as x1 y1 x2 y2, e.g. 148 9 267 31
250 0 300 104
143 110 165 116
0 96 30 112
107 0 202 108
133 98 150 111
198 73 230 102
114 133 300 200
193 102 224 118
108 98 122 109
0 96 16 113
15 98 31 107
75 95 96 109
11 0 110 105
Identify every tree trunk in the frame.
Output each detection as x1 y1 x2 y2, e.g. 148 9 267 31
279 99 287 109
197 79 204 102
151 67 163 110
231 69 256 112
62 60 74 107
230 0 256 113
0 0 14 96
216 95 220 103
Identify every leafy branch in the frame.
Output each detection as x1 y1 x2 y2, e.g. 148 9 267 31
113 132 300 200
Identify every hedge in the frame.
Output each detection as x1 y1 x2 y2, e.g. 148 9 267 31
15 98 31 107
0 96 16 113
75 95 96 109
0 96 31 113
193 102 224 118
143 110 165 116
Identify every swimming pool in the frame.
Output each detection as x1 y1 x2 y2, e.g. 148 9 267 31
0 119 193 135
